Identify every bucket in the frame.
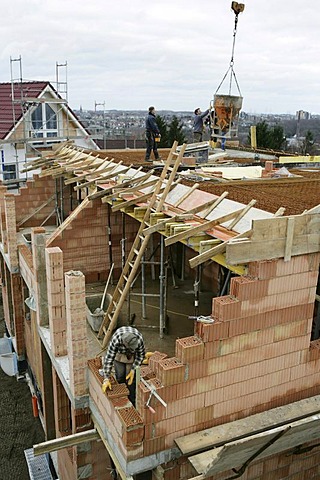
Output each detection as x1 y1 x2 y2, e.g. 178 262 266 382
212 94 243 139
86 293 112 332
0 352 18 376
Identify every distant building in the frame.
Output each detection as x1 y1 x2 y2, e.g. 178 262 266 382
296 110 311 120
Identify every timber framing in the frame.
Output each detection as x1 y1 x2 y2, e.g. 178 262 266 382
22 144 320 275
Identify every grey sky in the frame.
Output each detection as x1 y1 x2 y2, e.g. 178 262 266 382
1 0 319 114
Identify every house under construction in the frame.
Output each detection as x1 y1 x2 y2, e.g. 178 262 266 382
1 129 320 480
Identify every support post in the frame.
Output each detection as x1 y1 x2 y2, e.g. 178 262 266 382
159 236 165 338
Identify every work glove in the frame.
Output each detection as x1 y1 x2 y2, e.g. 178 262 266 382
126 370 135 386
102 378 112 393
142 352 154 365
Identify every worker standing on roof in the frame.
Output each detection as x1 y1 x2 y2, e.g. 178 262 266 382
145 106 161 162
193 107 210 143
102 326 147 404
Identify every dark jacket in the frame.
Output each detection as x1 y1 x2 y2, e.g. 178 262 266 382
145 112 160 135
193 109 209 133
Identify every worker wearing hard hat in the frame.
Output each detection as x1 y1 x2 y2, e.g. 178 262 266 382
193 107 210 142
102 326 149 404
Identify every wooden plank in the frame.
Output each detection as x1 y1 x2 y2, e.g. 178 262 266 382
73 163 127 191
228 199 256 229
198 238 222 254
157 143 186 211
189 229 252 269
64 156 106 184
117 178 158 196
304 203 320 214
284 217 295 261
201 191 229 218
38 150 86 177
174 183 199 207
177 395 320 456
165 207 248 247
46 197 91 246
111 185 168 213
17 193 56 227
34 429 99 455
101 178 158 203
251 213 320 241
189 206 286 268
143 197 228 235
189 415 320 476
226 233 320 265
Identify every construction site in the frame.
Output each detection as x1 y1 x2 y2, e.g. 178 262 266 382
1 3 320 480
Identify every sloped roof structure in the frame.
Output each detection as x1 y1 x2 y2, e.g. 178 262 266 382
0 81 48 139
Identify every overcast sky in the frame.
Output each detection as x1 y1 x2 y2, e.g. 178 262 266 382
1 0 319 115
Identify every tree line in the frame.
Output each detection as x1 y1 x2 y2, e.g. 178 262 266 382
155 115 187 147
154 114 316 154
247 120 315 154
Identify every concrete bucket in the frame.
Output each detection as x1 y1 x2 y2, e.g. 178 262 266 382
212 94 243 139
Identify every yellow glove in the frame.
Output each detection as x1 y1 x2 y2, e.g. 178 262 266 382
142 352 154 365
126 370 135 386
102 378 112 393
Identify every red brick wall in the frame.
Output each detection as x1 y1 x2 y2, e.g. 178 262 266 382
14 175 57 227
46 199 139 282
89 252 320 479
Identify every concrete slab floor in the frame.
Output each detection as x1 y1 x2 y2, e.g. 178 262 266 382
86 273 214 359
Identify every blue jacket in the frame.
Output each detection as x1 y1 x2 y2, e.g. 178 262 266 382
193 109 209 133
145 112 160 135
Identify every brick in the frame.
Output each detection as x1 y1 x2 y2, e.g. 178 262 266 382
213 295 241 321
187 359 209 380
175 336 204 362
200 321 230 342
231 271 318 301
194 405 215 425
143 436 166 456
240 287 315 317
149 351 168 376
203 341 220 359
158 357 186 386
273 318 312 342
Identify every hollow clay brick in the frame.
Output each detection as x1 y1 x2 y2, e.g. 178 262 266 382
148 351 168 376
213 295 241 321
158 357 186 386
175 336 204 363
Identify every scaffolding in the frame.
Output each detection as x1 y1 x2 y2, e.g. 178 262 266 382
6 57 71 184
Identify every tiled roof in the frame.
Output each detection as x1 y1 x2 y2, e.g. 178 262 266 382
0 81 49 140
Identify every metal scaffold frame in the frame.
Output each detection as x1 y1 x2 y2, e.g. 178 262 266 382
7 57 71 185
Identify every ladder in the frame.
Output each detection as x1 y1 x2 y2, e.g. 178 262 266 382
99 141 187 348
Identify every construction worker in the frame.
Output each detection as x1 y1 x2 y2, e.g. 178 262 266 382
145 106 161 162
101 326 146 404
193 107 210 142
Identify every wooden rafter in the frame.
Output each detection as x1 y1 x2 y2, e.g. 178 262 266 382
164 207 247 247
143 192 229 236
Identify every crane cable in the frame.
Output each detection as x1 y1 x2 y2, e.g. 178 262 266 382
215 10 242 97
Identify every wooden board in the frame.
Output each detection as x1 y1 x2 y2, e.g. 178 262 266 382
176 394 320 455
189 414 320 477
226 234 320 264
226 213 320 264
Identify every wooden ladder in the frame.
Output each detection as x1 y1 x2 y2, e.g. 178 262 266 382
98 141 187 348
